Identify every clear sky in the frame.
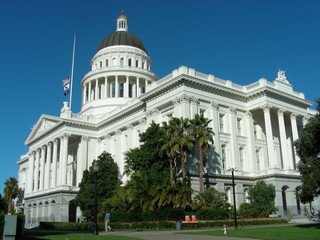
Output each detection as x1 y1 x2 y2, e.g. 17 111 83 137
0 0 319 195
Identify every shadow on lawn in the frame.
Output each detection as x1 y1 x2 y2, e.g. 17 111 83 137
295 223 320 229
23 230 90 240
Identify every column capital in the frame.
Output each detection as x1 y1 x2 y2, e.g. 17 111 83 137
47 142 52 147
302 116 309 125
126 124 134 130
228 106 237 115
290 112 297 120
145 108 160 118
277 108 285 117
245 110 253 118
210 102 219 110
116 129 122 135
261 104 272 112
81 135 88 141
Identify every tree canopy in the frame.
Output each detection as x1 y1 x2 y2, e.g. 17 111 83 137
295 98 320 202
4 177 18 214
239 180 277 218
75 151 121 217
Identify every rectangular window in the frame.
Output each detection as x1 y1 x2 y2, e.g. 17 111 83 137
256 149 260 170
221 144 226 169
219 114 224 132
237 118 242 135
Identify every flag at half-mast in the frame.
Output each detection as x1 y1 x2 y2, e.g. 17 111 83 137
62 77 70 96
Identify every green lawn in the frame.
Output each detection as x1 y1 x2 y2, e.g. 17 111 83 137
180 224 320 240
23 232 141 240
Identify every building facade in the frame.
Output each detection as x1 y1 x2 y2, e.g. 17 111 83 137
17 13 315 228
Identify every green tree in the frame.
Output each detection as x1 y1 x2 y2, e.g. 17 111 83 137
75 151 121 217
152 179 195 209
190 114 214 192
194 187 229 209
165 117 194 179
125 121 169 184
246 180 278 217
0 193 7 213
4 177 18 213
295 98 320 202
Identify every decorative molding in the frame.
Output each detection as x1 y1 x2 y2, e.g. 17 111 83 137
172 94 198 106
116 129 122 135
245 111 252 118
145 108 160 118
275 69 289 84
139 118 147 125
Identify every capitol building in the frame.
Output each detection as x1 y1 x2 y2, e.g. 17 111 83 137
17 12 315 227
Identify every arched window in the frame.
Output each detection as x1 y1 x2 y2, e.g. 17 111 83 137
221 144 227 169
128 59 132 67
99 61 102 68
136 60 139 67
112 58 116 66
120 58 124 67
106 59 109 67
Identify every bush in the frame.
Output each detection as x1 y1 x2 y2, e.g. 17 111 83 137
238 203 257 218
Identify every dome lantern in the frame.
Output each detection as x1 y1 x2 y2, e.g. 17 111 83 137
117 10 128 32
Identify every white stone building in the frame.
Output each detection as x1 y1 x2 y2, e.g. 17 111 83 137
17 13 315 227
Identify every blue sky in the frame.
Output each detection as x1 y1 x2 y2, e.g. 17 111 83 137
0 0 319 195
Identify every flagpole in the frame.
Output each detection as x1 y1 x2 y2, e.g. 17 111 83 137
69 35 76 110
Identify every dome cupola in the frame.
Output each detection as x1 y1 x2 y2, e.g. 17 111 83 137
97 10 146 53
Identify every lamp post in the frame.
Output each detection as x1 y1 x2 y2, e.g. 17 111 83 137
93 160 99 235
228 168 238 229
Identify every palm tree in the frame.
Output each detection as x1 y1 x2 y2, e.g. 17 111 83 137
4 177 18 214
190 114 214 193
166 117 194 179
160 121 176 185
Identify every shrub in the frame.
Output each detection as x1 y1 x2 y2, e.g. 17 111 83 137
194 208 229 220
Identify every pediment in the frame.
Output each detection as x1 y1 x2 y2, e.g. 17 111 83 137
26 115 62 145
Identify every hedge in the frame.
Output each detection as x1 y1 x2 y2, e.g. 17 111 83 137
39 218 288 231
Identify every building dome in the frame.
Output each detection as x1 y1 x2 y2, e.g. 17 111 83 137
97 31 146 53
97 11 147 53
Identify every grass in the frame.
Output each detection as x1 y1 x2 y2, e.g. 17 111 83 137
23 231 142 240
179 224 320 240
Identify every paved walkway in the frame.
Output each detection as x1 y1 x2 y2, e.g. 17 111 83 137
99 229 260 240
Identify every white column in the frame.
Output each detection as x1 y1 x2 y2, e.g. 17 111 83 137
228 107 239 169
44 142 52 189
145 79 148 92
52 139 58 188
88 82 92 102
34 149 40 191
277 109 290 169
82 84 87 105
290 113 300 167
115 76 119 97
39 146 46 190
104 77 108 98
27 152 35 193
125 76 129 97
60 134 69 185
262 104 277 167
245 111 255 171
209 102 220 150
77 136 88 186
95 79 99 100
136 77 140 97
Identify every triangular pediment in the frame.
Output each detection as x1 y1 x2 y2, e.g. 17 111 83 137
25 115 63 145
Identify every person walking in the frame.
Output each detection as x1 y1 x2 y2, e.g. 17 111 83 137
104 212 111 232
